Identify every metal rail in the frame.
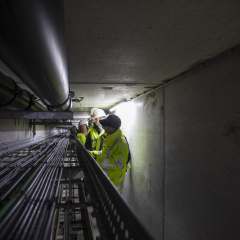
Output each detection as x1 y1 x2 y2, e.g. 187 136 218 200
0 134 154 240
75 136 155 240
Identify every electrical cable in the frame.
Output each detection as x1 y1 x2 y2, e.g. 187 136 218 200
0 138 50 164
0 134 69 240
17 138 68 240
26 145 66 240
55 185 63 240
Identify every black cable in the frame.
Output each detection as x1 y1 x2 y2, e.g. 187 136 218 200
0 77 18 107
41 167 64 240
6 138 65 240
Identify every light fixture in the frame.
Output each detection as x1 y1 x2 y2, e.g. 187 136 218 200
109 99 128 112
77 116 89 118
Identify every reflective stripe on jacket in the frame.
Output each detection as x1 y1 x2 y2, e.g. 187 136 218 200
88 124 93 133
90 133 107 157
89 127 105 150
96 128 129 193
77 132 86 145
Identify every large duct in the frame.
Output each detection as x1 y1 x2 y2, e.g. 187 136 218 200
0 0 70 111
0 71 46 111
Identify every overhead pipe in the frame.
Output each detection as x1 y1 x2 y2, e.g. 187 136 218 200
0 71 47 111
0 0 71 111
73 112 90 119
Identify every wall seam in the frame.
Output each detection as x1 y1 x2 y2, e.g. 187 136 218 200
129 43 240 103
163 86 166 240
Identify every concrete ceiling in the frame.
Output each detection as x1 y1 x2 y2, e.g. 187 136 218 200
4 0 240 114
63 0 240 112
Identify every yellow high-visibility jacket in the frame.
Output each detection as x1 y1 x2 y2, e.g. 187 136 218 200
90 133 107 157
77 132 86 145
89 127 105 150
88 124 93 133
96 128 129 193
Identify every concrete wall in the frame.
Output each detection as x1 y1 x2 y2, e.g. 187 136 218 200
117 49 240 240
0 119 65 144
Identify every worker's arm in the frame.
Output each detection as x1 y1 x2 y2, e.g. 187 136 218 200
96 143 128 171
85 134 93 151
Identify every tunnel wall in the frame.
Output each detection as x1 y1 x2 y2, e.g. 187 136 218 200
0 119 64 144
117 49 240 240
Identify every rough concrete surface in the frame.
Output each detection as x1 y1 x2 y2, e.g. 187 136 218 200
164 50 240 240
117 88 164 239
119 49 240 239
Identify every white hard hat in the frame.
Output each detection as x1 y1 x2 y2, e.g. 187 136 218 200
78 120 88 126
102 114 109 120
89 107 98 116
92 109 106 119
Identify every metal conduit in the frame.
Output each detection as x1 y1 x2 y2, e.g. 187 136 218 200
1 144 55 215
0 71 47 111
0 136 59 177
8 166 57 240
0 133 57 158
0 138 60 203
0 0 70 111
0 134 154 240
0 134 68 240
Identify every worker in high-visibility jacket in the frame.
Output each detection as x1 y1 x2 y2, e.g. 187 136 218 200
88 107 98 133
88 121 93 133
70 120 88 145
85 109 106 156
77 120 88 145
94 114 129 193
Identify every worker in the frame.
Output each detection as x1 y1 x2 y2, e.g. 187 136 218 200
70 119 88 145
85 108 106 155
78 119 88 144
94 114 129 193
87 119 93 133
88 107 98 133
89 107 98 119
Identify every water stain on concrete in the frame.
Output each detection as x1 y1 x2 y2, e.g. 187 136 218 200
152 99 157 109
144 92 157 111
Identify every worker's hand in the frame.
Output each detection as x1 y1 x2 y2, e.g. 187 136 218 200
92 152 97 160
